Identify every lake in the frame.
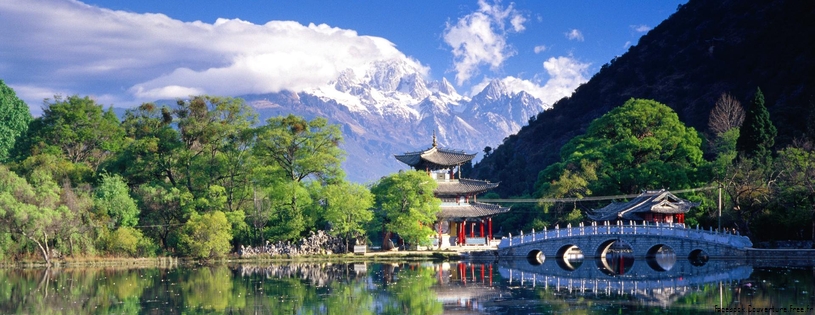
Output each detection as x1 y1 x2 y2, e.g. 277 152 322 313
1 257 813 314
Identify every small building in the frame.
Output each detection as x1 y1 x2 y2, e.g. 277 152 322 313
588 190 698 224
394 134 509 247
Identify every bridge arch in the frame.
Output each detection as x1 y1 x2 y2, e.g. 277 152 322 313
645 244 676 271
689 249 709 266
555 245 584 271
595 239 634 275
527 249 544 265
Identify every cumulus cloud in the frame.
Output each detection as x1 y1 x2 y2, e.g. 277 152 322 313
0 0 426 105
533 45 547 53
470 56 589 106
565 29 584 41
631 24 651 33
443 0 527 85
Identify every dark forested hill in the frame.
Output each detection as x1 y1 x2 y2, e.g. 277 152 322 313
470 0 815 197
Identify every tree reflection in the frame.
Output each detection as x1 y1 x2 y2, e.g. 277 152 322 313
379 264 442 315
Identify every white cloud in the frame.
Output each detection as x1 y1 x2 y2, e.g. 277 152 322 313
623 41 632 48
0 0 426 105
443 0 527 85
565 29 584 41
533 45 547 53
470 56 589 106
631 24 651 33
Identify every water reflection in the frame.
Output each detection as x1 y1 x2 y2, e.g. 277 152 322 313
0 259 813 314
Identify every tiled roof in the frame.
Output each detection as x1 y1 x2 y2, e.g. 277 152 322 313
395 146 476 169
588 190 699 221
437 202 510 219
435 178 500 195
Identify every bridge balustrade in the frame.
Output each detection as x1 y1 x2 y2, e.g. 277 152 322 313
499 222 752 249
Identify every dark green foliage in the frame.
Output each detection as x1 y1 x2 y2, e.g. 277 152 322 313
11 95 124 172
536 99 707 197
736 88 777 161
0 80 31 162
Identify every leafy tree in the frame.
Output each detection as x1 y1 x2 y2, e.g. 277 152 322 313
253 114 344 240
371 170 440 248
776 143 815 246
178 211 233 260
93 173 139 228
111 102 181 187
722 157 777 238
0 80 32 162
136 184 193 251
105 226 157 257
736 87 776 161
536 98 707 199
322 182 374 251
0 166 64 264
12 95 124 171
173 96 257 211
253 114 344 183
113 97 257 213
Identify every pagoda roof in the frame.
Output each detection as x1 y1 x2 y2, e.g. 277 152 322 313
588 190 699 221
395 146 477 170
437 202 510 219
435 178 499 196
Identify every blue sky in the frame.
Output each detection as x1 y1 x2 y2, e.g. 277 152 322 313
0 0 685 114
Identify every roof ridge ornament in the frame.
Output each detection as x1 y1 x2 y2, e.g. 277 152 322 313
432 130 437 148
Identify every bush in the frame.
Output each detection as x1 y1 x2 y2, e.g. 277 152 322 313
178 211 232 260
106 227 157 257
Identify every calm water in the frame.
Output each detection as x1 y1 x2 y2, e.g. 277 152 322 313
1 258 814 314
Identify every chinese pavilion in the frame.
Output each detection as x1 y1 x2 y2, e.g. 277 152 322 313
587 190 698 224
394 134 509 247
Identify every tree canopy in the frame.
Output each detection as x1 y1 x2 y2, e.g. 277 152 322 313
536 98 708 197
371 170 440 247
0 80 31 163
736 87 777 161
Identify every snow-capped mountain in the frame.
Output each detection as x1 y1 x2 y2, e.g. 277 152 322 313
243 58 547 183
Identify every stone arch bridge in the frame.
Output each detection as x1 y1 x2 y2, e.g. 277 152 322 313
497 221 753 261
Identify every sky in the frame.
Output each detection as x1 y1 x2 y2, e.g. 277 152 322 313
0 0 686 115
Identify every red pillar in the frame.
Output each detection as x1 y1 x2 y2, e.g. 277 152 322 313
470 222 474 238
489 264 493 286
480 220 485 238
488 217 493 241
461 220 466 245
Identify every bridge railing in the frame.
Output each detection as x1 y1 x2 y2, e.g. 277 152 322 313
498 221 753 249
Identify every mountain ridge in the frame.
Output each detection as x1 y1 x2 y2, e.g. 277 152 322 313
240 58 548 183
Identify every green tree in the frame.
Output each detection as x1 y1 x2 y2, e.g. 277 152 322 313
0 80 32 162
322 182 374 251
0 166 64 264
371 170 440 248
536 98 707 198
736 87 777 161
776 143 815 246
12 95 124 171
723 157 776 238
112 97 257 213
94 173 139 228
178 210 233 260
136 184 193 251
253 115 344 240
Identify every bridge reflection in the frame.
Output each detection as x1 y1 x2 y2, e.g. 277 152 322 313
498 257 752 306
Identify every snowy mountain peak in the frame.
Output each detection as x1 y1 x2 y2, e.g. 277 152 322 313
477 79 509 101
397 73 431 100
